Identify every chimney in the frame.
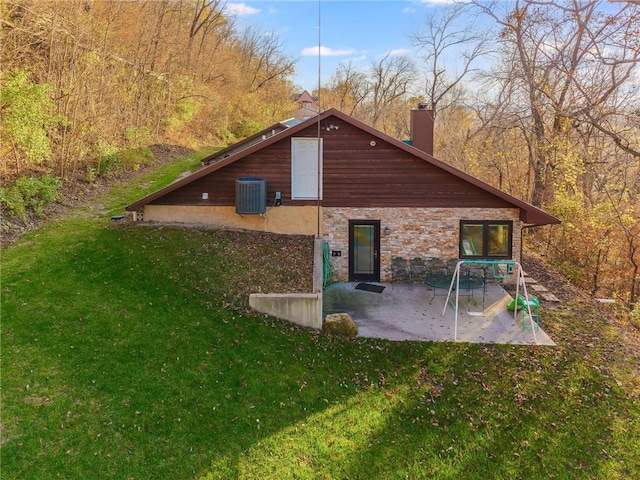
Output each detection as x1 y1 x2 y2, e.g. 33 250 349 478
410 103 434 156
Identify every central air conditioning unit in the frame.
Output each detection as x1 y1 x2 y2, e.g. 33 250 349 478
235 177 267 215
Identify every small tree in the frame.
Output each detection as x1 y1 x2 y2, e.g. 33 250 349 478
0 68 65 176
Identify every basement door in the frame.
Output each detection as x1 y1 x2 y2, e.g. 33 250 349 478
348 220 381 282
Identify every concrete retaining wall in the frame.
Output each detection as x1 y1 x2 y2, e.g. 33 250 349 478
248 237 325 329
249 293 322 329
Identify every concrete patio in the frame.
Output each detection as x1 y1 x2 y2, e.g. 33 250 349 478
322 281 555 346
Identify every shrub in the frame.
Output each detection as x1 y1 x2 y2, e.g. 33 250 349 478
92 144 155 178
97 151 121 177
124 126 152 148
0 174 61 219
0 186 27 219
220 129 238 146
86 167 98 183
232 120 263 138
95 143 121 177
0 68 66 166
118 147 154 171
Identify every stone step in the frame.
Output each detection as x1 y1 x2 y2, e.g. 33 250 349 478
530 284 548 292
541 292 560 302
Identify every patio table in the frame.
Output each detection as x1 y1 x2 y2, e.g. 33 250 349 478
425 274 455 305
459 273 485 291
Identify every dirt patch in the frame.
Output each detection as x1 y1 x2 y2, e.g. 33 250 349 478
1 144 195 244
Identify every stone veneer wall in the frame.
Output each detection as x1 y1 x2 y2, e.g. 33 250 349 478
323 207 522 282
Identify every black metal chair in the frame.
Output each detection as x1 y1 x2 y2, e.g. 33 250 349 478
391 257 410 289
409 257 427 290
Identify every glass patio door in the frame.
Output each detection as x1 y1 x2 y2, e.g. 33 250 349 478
349 220 380 282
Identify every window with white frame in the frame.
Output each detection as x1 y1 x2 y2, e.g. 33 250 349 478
291 137 322 199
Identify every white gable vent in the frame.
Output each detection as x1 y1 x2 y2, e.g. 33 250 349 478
236 177 267 215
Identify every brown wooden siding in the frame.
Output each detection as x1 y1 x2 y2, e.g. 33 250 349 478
153 136 302 206
152 115 512 209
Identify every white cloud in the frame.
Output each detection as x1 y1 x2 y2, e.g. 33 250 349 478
301 46 357 57
225 3 260 17
388 48 411 56
402 7 417 14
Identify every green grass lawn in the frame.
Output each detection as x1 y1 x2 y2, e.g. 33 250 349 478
2 151 639 479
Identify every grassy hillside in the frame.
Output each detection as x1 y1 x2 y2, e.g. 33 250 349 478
2 151 639 479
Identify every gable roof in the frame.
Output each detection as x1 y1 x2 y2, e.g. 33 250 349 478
293 90 319 105
127 108 560 226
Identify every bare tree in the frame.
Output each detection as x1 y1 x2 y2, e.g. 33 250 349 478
186 0 231 66
366 52 416 128
474 0 640 207
236 26 296 94
464 0 640 306
411 3 491 115
324 61 368 116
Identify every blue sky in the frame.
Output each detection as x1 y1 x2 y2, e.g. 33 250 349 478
225 1 638 94
226 0 475 91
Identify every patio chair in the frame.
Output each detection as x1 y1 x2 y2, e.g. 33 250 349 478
438 260 487 311
425 257 447 277
445 258 460 275
409 257 427 289
391 257 410 289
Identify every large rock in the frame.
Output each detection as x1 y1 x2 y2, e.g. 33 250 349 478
323 312 358 337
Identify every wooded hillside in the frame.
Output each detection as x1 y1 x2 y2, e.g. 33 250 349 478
1 0 296 181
